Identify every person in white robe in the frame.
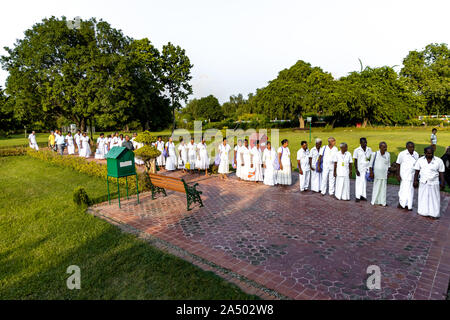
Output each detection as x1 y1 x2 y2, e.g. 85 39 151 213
155 136 166 168
396 142 419 210
95 133 107 159
74 130 82 154
105 135 112 154
277 139 292 185
234 140 243 179
196 138 209 175
28 131 39 150
413 146 445 219
187 138 197 171
319 137 338 196
262 142 277 186
240 140 251 181
353 137 372 202
110 132 120 149
333 142 353 200
165 137 177 171
249 140 264 182
297 141 311 192
218 138 231 179
118 134 124 147
369 142 390 206
178 138 188 172
309 138 322 193
65 132 75 155
79 132 91 158
132 133 145 165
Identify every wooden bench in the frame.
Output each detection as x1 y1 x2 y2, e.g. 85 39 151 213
147 173 204 211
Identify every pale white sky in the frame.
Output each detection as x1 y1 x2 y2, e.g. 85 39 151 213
0 0 448 103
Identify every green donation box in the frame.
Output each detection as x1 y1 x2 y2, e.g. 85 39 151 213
106 146 139 208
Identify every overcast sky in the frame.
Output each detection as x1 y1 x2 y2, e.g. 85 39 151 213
0 0 448 103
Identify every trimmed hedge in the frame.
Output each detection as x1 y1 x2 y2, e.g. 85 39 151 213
0 147 28 157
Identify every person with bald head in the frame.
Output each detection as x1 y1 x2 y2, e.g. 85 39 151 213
396 141 419 211
319 137 338 196
353 137 372 202
369 142 390 206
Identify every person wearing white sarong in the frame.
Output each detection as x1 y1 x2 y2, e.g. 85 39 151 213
333 143 353 200
249 140 263 182
413 147 445 219
262 142 277 186
196 138 209 175
155 136 166 168
95 133 107 159
396 142 419 210
297 141 310 192
353 138 372 202
309 139 322 193
178 138 188 171
187 138 197 171
65 132 75 155
319 137 338 196
110 132 120 149
79 133 91 158
28 131 39 151
165 137 177 171
369 142 390 206
234 140 243 179
218 138 231 179
277 139 292 185
74 130 82 154
240 140 251 181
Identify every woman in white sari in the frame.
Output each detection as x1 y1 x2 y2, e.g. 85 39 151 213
240 139 251 181
250 140 263 182
165 137 177 171
178 138 188 172
234 139 243 180
80 132 91 158
196 138 209 175
277 139 292 185
218 138 231 179
65 132 75 155
263 141 277 186
95 133 106 159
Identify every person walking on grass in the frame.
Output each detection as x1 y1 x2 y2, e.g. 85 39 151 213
369 142 390 207
74 130 82 154
413 146 445 220
28 131 39 151
353 137 372 202
333 142 353 201
297 141 310 192
396 141 419 211
65 131 75 155
48 130 55 151
54 130 65 155
430 128 438 152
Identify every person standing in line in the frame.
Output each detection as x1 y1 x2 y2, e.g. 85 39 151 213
79 132 91 158
277 139 292 185
74 130 82 154
65 131 75 155
48 131 56 151
28 131 39 151
319 137 338 196
250 140 264 182
297 141 310 192
353 137 372 202
95 133 107 159
155 136 166 169
122 135 134 151
309 138 322 193
396 141 419 211
54 130 65 155
118 134 124 147
441 146 450 188
240 139 251 181
165 137 177 171
430 128 438 152
413 146 445 220
178 138 188 172
196 137 209 176
369 142 390 206
333 142 353 201
234 139 244 180
110 132 120 149
187 137 197 172
262 141 277 186
218 138 231 180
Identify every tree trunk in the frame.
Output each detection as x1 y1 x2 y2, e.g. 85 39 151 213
362 118 368 128
80 118 86 132
299 115 305 129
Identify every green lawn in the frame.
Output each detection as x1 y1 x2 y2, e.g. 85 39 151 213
0 156 256 299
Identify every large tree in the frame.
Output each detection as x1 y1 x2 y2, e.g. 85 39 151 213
400 43 449 115
184 95 223 121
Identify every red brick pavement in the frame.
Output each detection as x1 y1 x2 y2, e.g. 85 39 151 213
91 171 450 300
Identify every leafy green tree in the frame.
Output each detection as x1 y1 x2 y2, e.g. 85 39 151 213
400 43 449 115
184 95 223 121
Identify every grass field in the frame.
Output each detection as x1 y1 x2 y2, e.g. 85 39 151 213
0 156 256 299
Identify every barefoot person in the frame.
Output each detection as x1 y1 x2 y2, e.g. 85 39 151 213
369 142 390 207
196 137 209 176
353 137 372 202
277 139 292 185
178 138 188 172
234 139 244 180
413 146 445 220
297 141 310 192
430 128 438 152
250 140 264 182
396 141 419 211
262 141 277 186
187 137 197 172
309 138 322 193
240 139 251 181
28 131 39 150
319 137 338 196
155 136 166 169
218 138 231 179
334 142 353 201
65 131 75 155
165 137 177 171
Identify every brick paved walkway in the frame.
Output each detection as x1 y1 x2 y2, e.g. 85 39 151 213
91 171 450 300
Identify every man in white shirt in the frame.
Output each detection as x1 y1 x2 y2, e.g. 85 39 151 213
333 142 353 201
413 146 445 219
308 138 322 193
297 141 310 192
319 137 338 196
54 130 66 155
369 142 391 206
353 138 372 202
396 142 419 211
28 131 39 150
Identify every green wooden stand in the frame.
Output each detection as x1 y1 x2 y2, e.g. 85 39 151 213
107 173 140 209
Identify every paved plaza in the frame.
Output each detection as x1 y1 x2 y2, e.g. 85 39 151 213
91 171 450 300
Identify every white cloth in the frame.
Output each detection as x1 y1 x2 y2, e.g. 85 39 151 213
334 150 353 200
249 146 263 181
74 133 81 153
335 176 350 200
79 136 91 158
178 143 188 169
297 148 310 191
196 143 209 170
66 135 75 155
218 143 231 174
277 146 292 185
95 137 106 159
54 133 65 145
187 142 197 170
240 146 251 180
262 148 277 186
309 147 321 192
28 134 39 150
320 145 338 195
396 149 419 209
431 133 437 145
235 145 243 178
370 151 390 206
353 146 372 199
155 140 166 166
111 136 120 148
118 138 124 147
414 156 445 218
165 141 177 171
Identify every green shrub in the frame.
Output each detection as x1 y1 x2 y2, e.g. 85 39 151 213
0 147 28 157
73 187 92 207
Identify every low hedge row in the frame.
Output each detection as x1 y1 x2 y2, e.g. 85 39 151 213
0 147 28 157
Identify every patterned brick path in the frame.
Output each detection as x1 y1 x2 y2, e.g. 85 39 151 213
91 171 450 300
